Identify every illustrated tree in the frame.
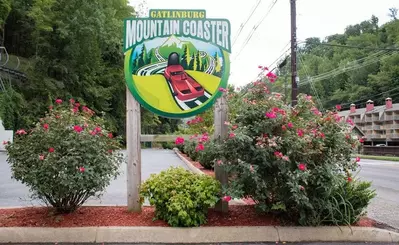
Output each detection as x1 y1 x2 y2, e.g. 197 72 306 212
181 44 190 69
188 54 196 70
138 44 147 67
195 51 202 71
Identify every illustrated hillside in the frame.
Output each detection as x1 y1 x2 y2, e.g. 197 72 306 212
131 35 223 77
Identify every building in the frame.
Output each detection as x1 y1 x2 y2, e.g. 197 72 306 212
338 98 399 146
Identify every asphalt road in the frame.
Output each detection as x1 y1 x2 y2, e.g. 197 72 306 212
1 150 399 229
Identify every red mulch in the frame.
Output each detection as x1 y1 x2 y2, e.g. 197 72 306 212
0 205 279 227
0 205 374 227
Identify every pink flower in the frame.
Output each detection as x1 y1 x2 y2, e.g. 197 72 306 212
335 104 342 111
224 121 230 125
359 138 365 143
232 125 238 130
73 125 83 133
195 143 205 152
298 163 307 171
48 147 55 153
16 129 27 135
222 196 232 202
95 126 102 132
55 115 60 119
49 105 53 111
43 124 49 130
306 95 312 101
75 102 81 107
356 157 360 162
229 132 236 138
79 166 85 173
282 125 287 131
55 99 63 104
266 112 277 119
219 87 227 92
217 160 223 166
175 137 185 145
108 133 113 139
319 132 325 138
266 71 277 83
250 165 254 172
282 156 289 162
299 185 305 191
2 140 8 145
346 119 354 126
39 155 45 161
72 107 79 113
287 122 293 128
297 129 304 137
69 98 75 104
274 151 283 158
90 130 97 136
108 149 113 154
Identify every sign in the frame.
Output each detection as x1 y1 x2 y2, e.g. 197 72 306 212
123 9 231 118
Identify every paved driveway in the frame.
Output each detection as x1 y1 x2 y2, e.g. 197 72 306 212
0 149 188 207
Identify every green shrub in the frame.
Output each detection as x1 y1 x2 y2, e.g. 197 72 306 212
140 167 221 227
5 99 124 213
215 79 374 225
161 141 174 149
197 140 221 169
183 139 200 161
320 176 376 225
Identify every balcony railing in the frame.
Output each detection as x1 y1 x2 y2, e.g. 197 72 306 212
385 116 393 121
394 116 399 120
370 134 382 139
392 124 399 130
385 124 393 129
388 134 399 139
373 125 381 130
354 118 363 123
365 117 373 122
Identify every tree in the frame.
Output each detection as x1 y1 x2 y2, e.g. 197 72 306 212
181 44 190 69
138 44 147 67
213 52 222 77
388 7 398 20
188 54 196 70
195 51 201 71
0 0 12 45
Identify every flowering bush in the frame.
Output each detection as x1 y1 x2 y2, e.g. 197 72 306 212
140 167 220 227
5 99 124 213
214 79 374 225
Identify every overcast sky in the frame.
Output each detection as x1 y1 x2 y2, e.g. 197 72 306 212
129 0 398 87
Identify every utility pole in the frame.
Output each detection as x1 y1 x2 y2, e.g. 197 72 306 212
290 0 298 106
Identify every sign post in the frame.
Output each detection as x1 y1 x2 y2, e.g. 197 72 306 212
123 9 231 212
126 89 142 212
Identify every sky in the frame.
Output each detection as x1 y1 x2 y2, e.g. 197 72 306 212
129 0 398 87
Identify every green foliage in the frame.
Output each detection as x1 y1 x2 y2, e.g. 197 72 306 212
5 99 124 213
321 176 376 225
214 81 374 225
140 167 221 227
197 140 221 169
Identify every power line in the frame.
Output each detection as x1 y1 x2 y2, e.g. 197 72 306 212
232 0 262 47
233 0 279 61
315 43 399 51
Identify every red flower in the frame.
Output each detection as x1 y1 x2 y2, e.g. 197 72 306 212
69 98 75 104
299 185 305 191
229 132 236 138
195 143 205 152
335 104 342 111
274 151 283 158
56 115 60 119
356 157 361 162
79 166 85 173
222 196 232 202
298 163 307 171
2 140 8 145
95 126 102 132
72 107 79 113
108 149 113 154
297 129 304 137
232 125 238 130
108 133 113 139
359 138 365 143
39 155 45 161
175 137 185 145
347 177 352 182
90 130 97 136
346 134 350 139
75 102 81 107
43 124 49 130
306 95 312 101
219 87 228 92
73 125 83 133
282 125 287 131
49 105 53 110
16 129 27 135
48 147 55 153
287 122 293 128
265 112 277 119
55 99 62 104
319 132 325 138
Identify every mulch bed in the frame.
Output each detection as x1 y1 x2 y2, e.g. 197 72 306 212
0 205 374 228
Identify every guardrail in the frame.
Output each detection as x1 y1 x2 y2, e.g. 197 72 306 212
140 134 191 142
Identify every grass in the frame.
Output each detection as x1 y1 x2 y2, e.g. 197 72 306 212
354 154 399 162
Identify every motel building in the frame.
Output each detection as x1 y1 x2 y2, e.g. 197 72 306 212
338 98 399 152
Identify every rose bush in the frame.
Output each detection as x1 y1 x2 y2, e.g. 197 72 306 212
5 99 124 213
213 78 374 225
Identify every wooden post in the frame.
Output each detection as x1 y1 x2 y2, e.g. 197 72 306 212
126 88 142 212
214 93 229 213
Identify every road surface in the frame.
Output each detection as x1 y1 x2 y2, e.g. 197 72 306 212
0 149 188 207
1 152 398 229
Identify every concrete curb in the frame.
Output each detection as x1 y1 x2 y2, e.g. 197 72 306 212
173 148 247 206
1 226 399 243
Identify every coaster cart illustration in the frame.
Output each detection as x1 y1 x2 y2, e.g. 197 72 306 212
163 52 204 101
